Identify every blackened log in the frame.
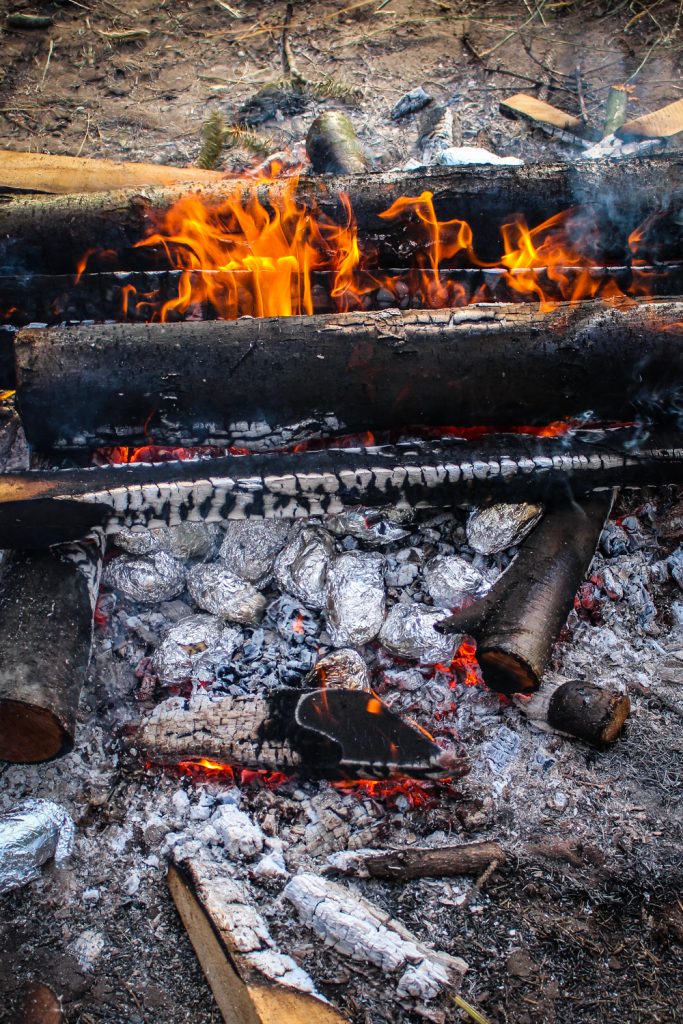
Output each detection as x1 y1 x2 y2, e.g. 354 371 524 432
306 112 370 174
13 298 683 452
0 530 104 762
438 493 614 694
515 678 630 744
0 429 681 550
0 156 680 274
326 841 506 881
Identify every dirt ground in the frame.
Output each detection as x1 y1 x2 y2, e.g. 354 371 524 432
1 3 683 1024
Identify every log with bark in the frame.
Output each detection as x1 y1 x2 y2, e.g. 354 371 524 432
0 529 104 762
0 149 224 196
0 156 680 274
325 841 506 881
9 298 683 452
306 112 370 174
515 677 630 745
168 858 347 1024
438 492 614 694
136 688 467 781
1 428 681 550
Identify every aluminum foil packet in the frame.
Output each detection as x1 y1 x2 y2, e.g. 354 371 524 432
467 502 544 555
274 526 334 610
0 798 75 894
379 603 459 664
324 552 386 646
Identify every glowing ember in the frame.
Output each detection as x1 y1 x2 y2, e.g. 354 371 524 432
435 641 482 690
176 759 289 789
333 775 463 809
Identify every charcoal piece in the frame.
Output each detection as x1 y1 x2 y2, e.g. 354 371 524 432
379 603 459 664
391 87 433 120
104 550 186 604
467 502 544 555
187 563 266 625
0 798 74 895
219 519 291 586
273 526 334 610
423 555 486 608
152 615 242 685
600 520 630 557
306 649 370 691
325 552 385 647
326 507 412 547
237 85 307 126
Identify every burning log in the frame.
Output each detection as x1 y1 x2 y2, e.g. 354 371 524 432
515 678 630 745
0 156 680 273
9 299 683 452
0 149 224 196
168 858 347 1024
283 873 468 1002
136 688 465 781
438 492 614 694
0 530 104 762
1 428 682 550
325 841 506 880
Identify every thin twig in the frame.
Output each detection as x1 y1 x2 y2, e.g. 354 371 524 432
37 39 54 93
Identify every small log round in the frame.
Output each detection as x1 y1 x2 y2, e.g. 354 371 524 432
547 679 631 744
306 111 370 175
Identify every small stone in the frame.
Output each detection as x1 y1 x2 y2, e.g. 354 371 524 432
325 552 386 647
467 503 544 555
306 649 371 690
378 603 458 664
274 527 334 609
220 520 292 586
423 554 486 607
211 804 265 859
104 551 186 603
152 614 241 684
391 86 433 119
187 564 266 625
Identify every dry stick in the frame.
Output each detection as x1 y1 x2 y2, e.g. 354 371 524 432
326 841 506 881
439 492 615 695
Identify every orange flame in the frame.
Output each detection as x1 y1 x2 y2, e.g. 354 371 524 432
435 641 482 690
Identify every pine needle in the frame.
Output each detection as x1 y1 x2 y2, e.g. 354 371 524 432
197 110 226 169
451 994 493 1024
223 124 275 156
307 75 364 104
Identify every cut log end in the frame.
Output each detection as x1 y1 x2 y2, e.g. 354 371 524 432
477 647 539 695
0 698 69 763
547 680 631 745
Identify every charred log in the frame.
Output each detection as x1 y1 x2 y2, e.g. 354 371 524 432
306 112 370 175
10 299 683 452
515 677 631 745
136 688 465 781
0 530 104 762
439 492 614 694
325 841 506 881
0 429 681 550
0 156 680 274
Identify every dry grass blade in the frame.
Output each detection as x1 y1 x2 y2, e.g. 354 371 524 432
451 994 493 1024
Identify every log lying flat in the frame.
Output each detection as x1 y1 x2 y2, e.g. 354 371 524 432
516 678 631 745
326 841 506 881
1 428 682 549
13 299 683 452
0 156 680 273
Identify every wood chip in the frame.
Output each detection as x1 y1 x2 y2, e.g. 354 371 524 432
617 98 683 140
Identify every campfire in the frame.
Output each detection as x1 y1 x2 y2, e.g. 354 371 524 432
1 58 682 1023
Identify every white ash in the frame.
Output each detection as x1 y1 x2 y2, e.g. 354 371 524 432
284 873 467 1002
219 519 292 586
187 563 266 624
423 554 487 608
210 803 265 859
379 603 459 664
306 648 371 690
326 506 413 546
273 525 334 609
0 798 75 895
152 614 242 686
104 550 187 603
437 145 523 166
466 502 544 554
324 551 386 646
70 928 106 971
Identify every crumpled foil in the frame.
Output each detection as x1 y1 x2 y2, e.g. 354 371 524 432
0 798 75 895
104 550 186 603
187 563 266 625
325 507 412 547
219 520 291 587
152 614 242 684
324 552 386 647
378 603 459 664
423 554 486 608
274 526 334 609
306 648 371 691
467 502 544 555
112 523 221 561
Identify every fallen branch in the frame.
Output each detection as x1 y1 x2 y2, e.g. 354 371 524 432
325 841 506 880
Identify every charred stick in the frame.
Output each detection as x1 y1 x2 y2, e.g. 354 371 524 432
515 678 630 745
10 298 683 452
1 429 682 550
326 841 506 880
439 492 614 694
136 687 465 781
0 530 104 762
